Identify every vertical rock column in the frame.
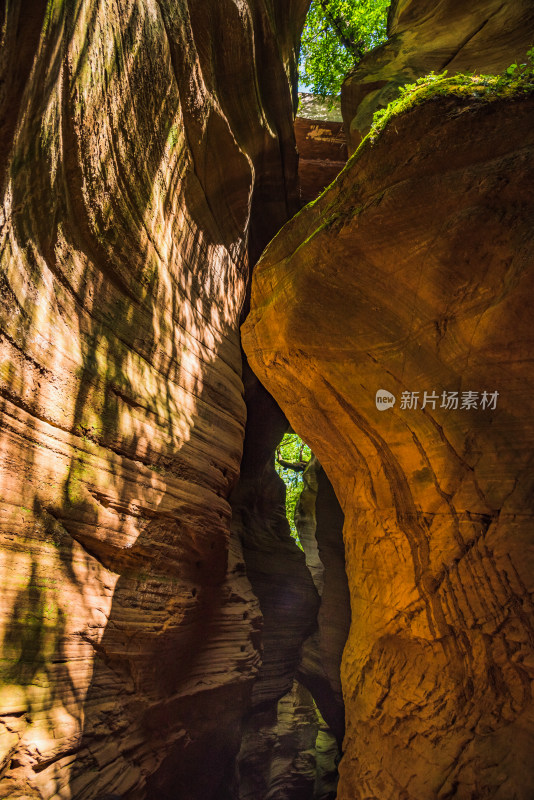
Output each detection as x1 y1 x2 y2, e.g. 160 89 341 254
297 457 350 749
0 1 309 798
243 93 534 799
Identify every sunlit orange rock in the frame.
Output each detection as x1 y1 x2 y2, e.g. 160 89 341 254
243 92 534 798
0 1 308 797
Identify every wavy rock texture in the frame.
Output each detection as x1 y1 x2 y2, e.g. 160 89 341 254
243 93 534 799
0 1 309 797
342 0 534 151
230 349 353 797
297 457 350 748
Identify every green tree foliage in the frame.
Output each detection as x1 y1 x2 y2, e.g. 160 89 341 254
299 0 391 97
275 433 311 547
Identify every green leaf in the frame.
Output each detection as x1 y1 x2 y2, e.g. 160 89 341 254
299 0 391 97
275 433 311 548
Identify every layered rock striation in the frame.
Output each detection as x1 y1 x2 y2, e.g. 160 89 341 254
243 90 534 799
294 119 347 206
0 1 309 797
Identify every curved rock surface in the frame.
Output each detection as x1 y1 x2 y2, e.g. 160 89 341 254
243 92 534 798
236 680 324 800
296 456 349 748
342 0 534 151
0 1 308 797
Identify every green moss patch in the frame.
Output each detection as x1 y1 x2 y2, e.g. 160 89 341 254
368 47 534 142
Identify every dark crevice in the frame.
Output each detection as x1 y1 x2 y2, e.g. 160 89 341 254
227 364 349 799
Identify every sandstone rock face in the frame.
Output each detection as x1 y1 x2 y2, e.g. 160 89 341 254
234 452 319 715
230 385 320 798
230 374 343 799
227 358 351 798
342 0 534 151
0 1 309 797
243 93 534 799
294 119 347 206
296 456 349 748
236 680 323 800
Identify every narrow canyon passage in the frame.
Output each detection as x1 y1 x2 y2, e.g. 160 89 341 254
0 2 351 797
229 363 349 799
1 1 534 799
243 70 534 800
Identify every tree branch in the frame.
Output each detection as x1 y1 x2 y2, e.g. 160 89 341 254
276 447 310 473
318 0 357 52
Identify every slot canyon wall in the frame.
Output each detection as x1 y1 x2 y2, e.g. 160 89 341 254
230 377 348 799
0 1 319 798
296 455 350 751
243 3 534 796
243 85 534 799
2 0 534 799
